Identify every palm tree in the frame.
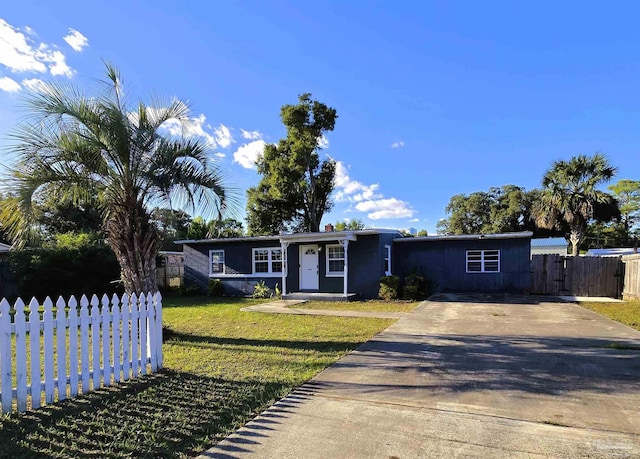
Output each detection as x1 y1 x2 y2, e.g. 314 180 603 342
1 64 237 293
534 153 618 256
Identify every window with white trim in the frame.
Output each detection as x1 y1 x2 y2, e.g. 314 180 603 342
466 250 500 273
384 245 392 275
210 250 225 275
326 245 345 275
252 248 283 274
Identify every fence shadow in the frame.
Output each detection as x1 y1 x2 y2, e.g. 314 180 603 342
0 369 288 458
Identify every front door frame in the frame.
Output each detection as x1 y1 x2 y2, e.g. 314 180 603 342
299 244 319 291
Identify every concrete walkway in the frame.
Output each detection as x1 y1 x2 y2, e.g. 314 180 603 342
241 299 407 319
200 294 640 458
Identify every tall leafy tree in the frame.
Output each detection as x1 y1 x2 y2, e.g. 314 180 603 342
608 179 640 236
1 65 236 293
151 208 192 250
247 93 337 234
534 153 619 256
334 218 365 231
186 216 244 239
437 185 547 235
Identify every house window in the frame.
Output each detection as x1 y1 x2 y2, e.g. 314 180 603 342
210 250 225 275
384 245 391 275
327 245 345 275
466 250 500 273
252 248 283 274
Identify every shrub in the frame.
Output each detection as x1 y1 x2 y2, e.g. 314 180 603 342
251 280 272 299
400 269 430 300
207 278 224 297
178 284 202 296
9 244 121 301
378 275 400 300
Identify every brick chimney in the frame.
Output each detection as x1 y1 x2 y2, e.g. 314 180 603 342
324 223 334 232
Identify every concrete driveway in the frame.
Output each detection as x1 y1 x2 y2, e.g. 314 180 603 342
200 294 640 458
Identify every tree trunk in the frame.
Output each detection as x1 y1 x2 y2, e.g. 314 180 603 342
106 203 160 295
569 224 584 256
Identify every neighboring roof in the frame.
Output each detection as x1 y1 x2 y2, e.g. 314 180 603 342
394 231 534 243
531 237 567 248
176 228 402 245
175 235 281 245
586 248 637 256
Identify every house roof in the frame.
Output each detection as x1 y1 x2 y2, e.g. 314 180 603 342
175 228 402 245
0 242 12 253
531 237 567 248
393 231 533 243
586 247 637 256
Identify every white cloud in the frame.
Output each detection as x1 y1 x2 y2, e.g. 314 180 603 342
0 19 75 79
0 76 21 92
159 114 233 154
317 135 329 149
46 49 73 77
21 77 47 91
333 161 381 202
408 218 420 223
63 29 88 52
213 124 233 148
355 198 415 220
233 140 267 169
241 129 262 140
391 141 405 148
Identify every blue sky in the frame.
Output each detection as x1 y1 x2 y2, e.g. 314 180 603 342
1 1 638 234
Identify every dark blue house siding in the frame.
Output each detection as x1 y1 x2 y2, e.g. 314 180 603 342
287 234 387 298
183 239 283 295
181 232 531 298
392 238 531 293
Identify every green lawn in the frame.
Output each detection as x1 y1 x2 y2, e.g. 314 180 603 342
579 299 640 331
0 296 395 458
295 300 420 313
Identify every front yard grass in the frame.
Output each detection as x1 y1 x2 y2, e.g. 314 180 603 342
579 299 640 331
296 300 420 313
0 296 395 458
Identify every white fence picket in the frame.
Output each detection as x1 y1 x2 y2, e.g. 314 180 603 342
131 295 139 377
29 297 42 409
155 292 163 368
147 292 157 372
101 295 111 387
79 295 90 393
121 294 131 381
68 296 79 397
112 294 121 383
139 293 148 375
56 297 67 401
90 295 101 390
43 297 55 404
0 291 163 414
14 299 27 412
0 299 12 414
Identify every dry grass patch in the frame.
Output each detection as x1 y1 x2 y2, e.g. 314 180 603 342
295 300 420 313
579 299 640 331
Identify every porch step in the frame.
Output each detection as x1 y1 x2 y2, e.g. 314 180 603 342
282 292 357 301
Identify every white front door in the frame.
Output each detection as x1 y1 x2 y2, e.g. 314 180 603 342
300 245 319 290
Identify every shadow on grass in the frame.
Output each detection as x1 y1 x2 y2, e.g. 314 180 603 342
165 330 363 353
0 370 288 458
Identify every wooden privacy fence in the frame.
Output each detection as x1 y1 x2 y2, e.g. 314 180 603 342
0 292 163 414
622 254 640 300
531 254 624 298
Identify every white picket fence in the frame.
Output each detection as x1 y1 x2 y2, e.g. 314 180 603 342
0 292 163 414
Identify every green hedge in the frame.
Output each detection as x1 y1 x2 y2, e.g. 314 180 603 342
8 245 122 301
